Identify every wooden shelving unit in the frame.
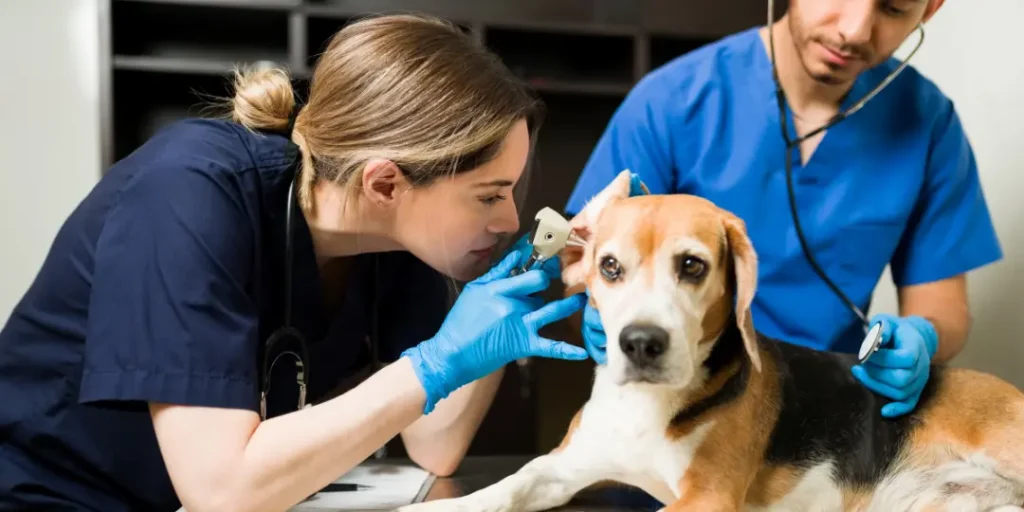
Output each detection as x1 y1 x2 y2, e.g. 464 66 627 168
100 0 768 455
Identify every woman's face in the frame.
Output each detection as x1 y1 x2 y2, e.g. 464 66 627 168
393 119 530 281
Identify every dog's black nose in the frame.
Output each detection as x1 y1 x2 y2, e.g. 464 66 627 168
619 324 669 366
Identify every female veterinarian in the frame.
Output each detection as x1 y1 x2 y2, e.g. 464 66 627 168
0 14 588 512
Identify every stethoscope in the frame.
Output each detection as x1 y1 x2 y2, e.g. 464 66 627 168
259 170 310 421
765 0 924 363
259 117 382 440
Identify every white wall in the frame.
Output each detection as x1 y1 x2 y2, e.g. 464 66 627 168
0 0 102 321
873 0 1024 386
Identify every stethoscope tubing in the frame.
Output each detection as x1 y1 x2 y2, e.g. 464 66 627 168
765 0 925 333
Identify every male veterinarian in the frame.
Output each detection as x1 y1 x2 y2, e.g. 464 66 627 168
566 0 1002 418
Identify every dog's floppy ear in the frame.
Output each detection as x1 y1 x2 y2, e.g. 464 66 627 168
723 213 762 373
560 170 634 289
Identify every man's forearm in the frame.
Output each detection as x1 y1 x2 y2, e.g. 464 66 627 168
898 275 972 365
400 368 505 476
920 312 970 364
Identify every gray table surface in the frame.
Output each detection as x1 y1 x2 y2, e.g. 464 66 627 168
418 456 663 511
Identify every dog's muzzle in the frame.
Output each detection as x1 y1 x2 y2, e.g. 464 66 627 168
619 323 669 382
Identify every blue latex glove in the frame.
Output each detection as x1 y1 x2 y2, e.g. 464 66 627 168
402 248 588 414
851 313 939 418
581 173 648 365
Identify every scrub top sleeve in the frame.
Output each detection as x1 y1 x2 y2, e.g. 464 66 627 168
80 165 261 411
889 102 1003 287
564 77 681 215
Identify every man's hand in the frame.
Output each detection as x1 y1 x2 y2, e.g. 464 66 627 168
851 313 939 418
580 291 607 364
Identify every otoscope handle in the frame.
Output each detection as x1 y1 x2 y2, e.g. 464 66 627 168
510 254 540 277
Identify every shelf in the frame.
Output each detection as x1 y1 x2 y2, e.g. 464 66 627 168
484 26 635 89
111 69 234 161
114 55 302 77
112 1 290 66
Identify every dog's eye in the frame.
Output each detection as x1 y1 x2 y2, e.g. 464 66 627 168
599 256 622 281
676 255 707 281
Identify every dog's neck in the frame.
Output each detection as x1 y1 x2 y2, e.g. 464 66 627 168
670 314 751 427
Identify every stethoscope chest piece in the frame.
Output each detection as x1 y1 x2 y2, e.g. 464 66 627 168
857 321 884 364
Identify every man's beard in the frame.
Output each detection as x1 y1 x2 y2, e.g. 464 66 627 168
787 14 859 86
802 55 847 85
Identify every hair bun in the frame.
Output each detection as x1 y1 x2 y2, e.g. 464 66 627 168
230 63 297 133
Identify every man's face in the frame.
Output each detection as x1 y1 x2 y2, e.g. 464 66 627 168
787 0 940 85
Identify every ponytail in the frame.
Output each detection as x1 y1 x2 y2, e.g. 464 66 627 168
226 64 318 212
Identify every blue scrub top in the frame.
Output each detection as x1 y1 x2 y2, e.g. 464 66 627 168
566 27 1002 353
0 119 451 510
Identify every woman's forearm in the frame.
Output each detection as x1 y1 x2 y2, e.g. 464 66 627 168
154 357 426 512
238 356 425 509
400 367 505 476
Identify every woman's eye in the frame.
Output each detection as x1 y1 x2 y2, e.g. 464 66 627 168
881 1 907 16
599 256 622 281
677 255 707 281
479 195 506 205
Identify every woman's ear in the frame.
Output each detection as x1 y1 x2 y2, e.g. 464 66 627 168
361 159 406 207
560 170 634 288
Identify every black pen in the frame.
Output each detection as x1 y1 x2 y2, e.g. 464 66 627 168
319 483 373 492
303 482 373 501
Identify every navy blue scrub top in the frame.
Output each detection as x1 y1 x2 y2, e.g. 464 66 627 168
0 119 451 510
566 27 1002 354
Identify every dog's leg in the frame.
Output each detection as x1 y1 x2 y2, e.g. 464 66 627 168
397 449 610 512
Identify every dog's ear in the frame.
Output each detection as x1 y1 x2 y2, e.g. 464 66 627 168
561 170 634 289
723 213 762 373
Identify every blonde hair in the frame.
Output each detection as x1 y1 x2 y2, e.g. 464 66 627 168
228 13 543 213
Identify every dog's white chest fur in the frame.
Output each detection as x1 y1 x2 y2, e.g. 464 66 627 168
564 369 714 504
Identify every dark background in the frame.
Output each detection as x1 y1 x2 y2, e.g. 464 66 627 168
101 0 786 456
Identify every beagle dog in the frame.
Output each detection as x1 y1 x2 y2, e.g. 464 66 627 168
398 171 1024 512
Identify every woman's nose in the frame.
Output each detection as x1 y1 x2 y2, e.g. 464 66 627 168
490 200 520 234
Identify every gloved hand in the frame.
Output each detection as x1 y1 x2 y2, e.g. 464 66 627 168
851 313 939 418
402 248 588 414
581 173 649 365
